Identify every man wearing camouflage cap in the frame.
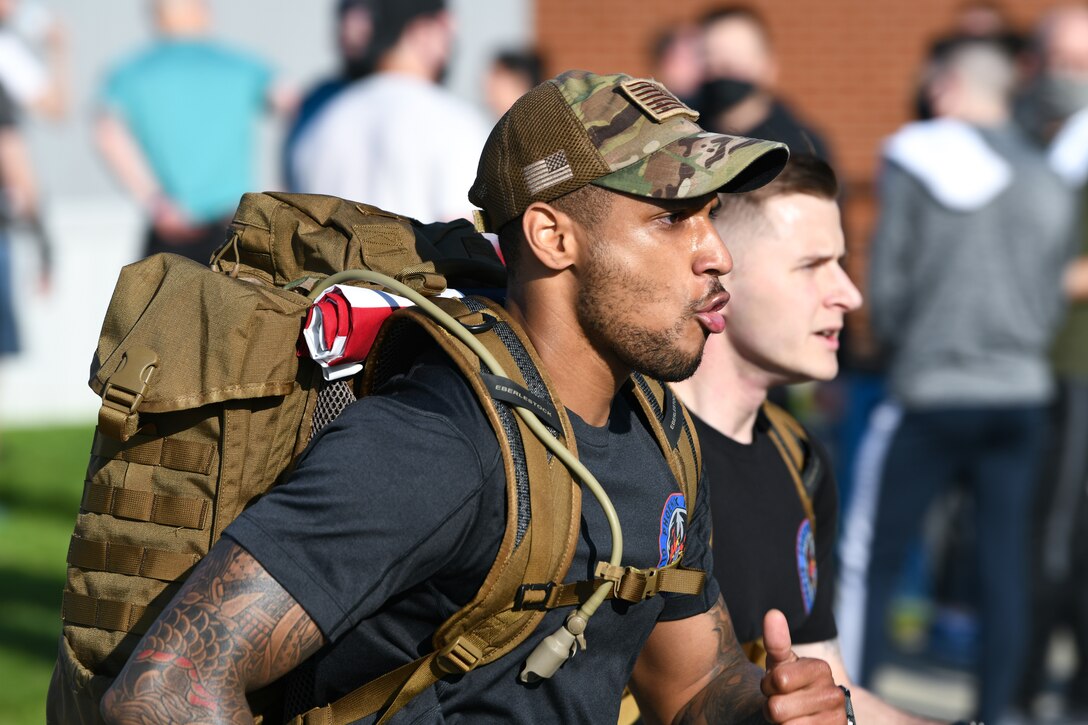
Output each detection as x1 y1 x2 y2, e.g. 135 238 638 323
102 70 846 724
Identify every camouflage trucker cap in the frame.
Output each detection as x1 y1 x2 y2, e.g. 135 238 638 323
468 69 789 232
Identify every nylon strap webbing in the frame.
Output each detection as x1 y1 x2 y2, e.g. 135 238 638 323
97 402 140 443
61 590 159 634
373 652 449 725
93 435 214 475
536 566 706 609
82 482 210 530
67 535 198 581
294 634 488 725
628 374 701 506
762 402 816 530
295 656 429 725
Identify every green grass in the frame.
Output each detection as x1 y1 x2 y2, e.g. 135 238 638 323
0 424 95 724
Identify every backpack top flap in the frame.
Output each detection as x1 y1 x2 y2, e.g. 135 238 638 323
90 253 306 419
217 192 509 293
216 192 441 288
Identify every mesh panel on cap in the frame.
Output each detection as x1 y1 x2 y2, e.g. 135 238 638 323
471 81 611 231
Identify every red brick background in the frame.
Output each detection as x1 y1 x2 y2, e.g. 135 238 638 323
536 0 1056 356
536 0 1052 184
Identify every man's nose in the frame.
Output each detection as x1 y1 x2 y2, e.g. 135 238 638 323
697 226 733 278
830 265 863 311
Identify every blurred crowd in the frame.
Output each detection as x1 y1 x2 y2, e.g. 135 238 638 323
3 0 1088 722
649 4 1088 722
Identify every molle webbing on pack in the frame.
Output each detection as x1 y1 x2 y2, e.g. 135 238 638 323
48 193 484 724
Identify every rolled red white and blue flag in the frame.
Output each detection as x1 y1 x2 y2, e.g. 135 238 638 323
300 284 463 381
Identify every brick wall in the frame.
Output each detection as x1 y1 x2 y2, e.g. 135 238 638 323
537 0 1051 183
536 0 1055 359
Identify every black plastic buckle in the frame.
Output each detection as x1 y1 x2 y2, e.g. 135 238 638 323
514 582 555 610
462 313 497 334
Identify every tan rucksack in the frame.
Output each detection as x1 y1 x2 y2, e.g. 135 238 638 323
46 192 705 724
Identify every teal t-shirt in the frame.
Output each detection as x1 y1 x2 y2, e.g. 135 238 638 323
101 40 271 223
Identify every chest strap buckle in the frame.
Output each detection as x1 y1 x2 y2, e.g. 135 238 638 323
595 562 661 602
513 581 556 610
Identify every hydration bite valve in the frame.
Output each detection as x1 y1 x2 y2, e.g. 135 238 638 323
519 611 589 683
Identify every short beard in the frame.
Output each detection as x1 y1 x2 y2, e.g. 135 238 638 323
576 244 713 383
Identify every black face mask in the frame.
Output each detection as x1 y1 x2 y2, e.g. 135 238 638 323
698 77 757 116
1038 73 1088 120
343 56 375 81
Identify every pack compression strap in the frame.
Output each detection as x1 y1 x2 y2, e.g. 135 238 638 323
762 401 816 532
515 565 707 610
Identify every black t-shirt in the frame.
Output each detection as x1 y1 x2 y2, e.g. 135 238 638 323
692 410 838 647
225 355 718 723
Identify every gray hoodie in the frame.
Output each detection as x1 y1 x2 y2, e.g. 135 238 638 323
869 121 1078 407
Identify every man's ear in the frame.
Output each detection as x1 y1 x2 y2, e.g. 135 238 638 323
522 201 580 272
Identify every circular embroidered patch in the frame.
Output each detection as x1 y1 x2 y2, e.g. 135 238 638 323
658 493 687 567
796 519 817 614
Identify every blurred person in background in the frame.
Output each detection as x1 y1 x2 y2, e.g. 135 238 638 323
0 0 58 303
0 80 50 382
0 0 64 298
839 38 1076 724
291 0 489 222
915 1 1027 120
0 0 60 440
482 47 542 119
283 0 376 192
671 154 938 724
1018 3 1088 145
0 0 65 119
1013 3 1088 718
696 4 833 164
95 0 296 264
851 0 1032 686
648 23 703 108
694 3 861 489
695 3 843 425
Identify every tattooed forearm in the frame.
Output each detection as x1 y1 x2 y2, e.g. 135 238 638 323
673 598 766 725
100 540 325 724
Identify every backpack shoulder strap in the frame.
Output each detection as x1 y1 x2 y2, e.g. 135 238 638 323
739 402 824 669
527 373 707 610
293 295 583 725
761 400 821 530
626 373 702 513
292 300 704 725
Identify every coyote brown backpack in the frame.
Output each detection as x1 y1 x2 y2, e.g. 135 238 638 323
46 192 705 724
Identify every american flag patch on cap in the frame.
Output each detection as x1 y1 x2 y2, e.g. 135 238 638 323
619 79 699 123
523 150 574 196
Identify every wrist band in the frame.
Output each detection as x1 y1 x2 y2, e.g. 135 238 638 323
839 685 856 724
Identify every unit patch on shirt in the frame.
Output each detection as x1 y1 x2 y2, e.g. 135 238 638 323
796 518 817 614
658 493 687 567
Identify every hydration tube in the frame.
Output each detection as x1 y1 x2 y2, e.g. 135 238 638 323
308 270 622 679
